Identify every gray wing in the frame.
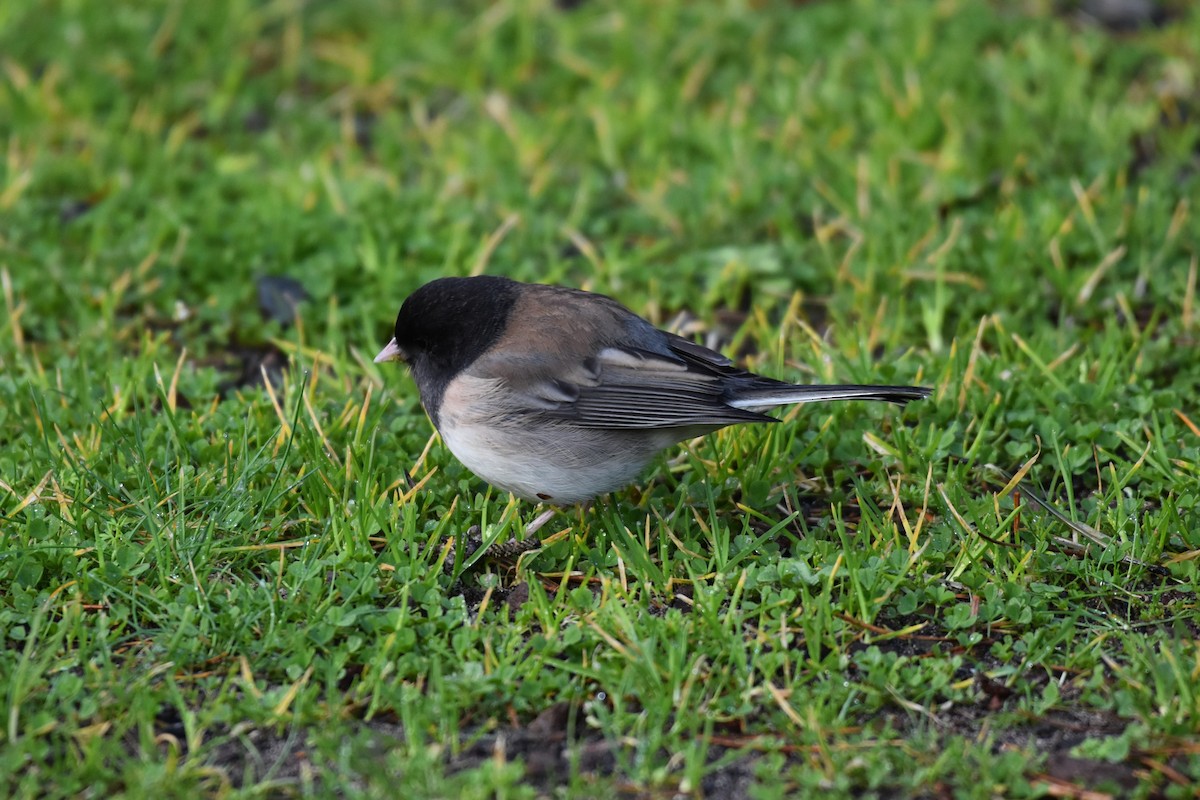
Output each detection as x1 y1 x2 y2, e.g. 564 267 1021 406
470 340 776 430
464 282 928 428
543 345 776 429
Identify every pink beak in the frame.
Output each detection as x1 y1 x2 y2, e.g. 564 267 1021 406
374 338 406 363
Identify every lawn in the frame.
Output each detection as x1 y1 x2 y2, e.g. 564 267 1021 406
1 0 1198 797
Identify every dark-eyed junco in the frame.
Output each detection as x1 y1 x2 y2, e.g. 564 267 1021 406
375 276 929 505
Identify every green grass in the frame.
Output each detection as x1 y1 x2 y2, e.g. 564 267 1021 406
2 0 1199 797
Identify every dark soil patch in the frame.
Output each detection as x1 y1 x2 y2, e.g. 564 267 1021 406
194 698 1172 798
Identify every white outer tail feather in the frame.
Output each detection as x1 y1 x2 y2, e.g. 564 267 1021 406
727 385 930 411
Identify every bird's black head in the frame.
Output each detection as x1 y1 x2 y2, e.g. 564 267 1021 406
387 276 522 421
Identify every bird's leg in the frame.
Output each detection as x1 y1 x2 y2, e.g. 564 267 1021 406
443 505 554 574
444 500 598 574
484 503 568 556
525 507 558 537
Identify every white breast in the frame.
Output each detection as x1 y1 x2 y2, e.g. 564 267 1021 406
436 375 673 504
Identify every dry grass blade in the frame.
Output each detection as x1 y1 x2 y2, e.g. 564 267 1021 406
981 465 1174 577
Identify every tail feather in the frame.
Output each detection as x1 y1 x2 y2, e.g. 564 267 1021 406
727 384 931 410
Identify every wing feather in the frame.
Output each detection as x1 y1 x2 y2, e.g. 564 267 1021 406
466 322 925 431
524 345 774 429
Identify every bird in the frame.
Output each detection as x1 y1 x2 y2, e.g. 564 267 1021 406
374 276 930 506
